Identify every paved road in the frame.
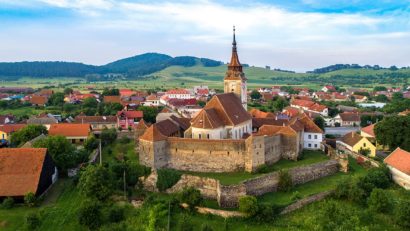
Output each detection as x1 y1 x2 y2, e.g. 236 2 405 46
325 127 360 136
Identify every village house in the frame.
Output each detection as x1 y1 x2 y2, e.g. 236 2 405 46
27 95 48 106
165 89 194 99
117 110 143 129
0 148 57 200
119 89 136 98
338 132 376 157
74 115 117 131
334 112 360 127
142 94 160 106
0 124 26 145
361 123 376 139
322 85 336 92
290 99 328 117
27 114 58 129
384 147 410 190
48 124 91 144
0 115 15 125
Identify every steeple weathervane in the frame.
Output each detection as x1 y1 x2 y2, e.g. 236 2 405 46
228 26 242 71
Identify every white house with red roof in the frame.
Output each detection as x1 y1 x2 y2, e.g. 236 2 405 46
165 89 194 99
384 147 410 189
117 110 144 129
322 85 336 92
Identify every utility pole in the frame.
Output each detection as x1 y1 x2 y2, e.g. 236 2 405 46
167 201 171 231
99 140 102 165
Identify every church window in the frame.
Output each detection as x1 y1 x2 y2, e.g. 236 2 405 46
199 134 202 139
207 134 210 139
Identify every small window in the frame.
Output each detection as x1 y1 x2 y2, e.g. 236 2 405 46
314 135 317 139
308 135 311 139
308 143 311 147
314 144 318 148
207 134 210 139
199 134 202 139
363 142 366 147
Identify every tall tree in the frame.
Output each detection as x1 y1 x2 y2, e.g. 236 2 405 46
10 125 48 147
374 115 410 151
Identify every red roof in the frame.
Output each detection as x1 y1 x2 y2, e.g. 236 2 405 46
324 85 336 91
166 89 190 94
0 124 26 134
384 147 410 175
29 95 48 105
120 89 136 97
117 110 143 119
49 124 90 137
361 123 376 137
0 148 48 197
291 99 315 108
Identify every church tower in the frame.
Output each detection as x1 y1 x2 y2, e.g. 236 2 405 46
224 26 247 110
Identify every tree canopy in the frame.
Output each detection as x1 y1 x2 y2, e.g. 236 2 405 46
374 115 410 151
10 125 48 147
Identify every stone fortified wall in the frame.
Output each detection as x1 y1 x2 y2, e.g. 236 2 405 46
139 134 299 173
141 159 340 208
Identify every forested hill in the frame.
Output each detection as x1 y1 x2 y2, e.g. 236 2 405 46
0 53 223 79
308 64 406 74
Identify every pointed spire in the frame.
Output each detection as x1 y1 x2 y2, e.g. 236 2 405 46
228 25 242 72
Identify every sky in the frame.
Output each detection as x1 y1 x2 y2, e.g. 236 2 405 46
0 0 410 72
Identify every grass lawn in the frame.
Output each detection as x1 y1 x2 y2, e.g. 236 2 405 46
0 179 86 231
184 150 330 185
0 106 45 117
102 139 138 164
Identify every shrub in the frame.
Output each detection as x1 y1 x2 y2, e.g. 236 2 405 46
178 187 202 210
25 212 41 230
1 197 14 209
395 200 410 228
278 170 292 192
118 136 131 144
357 168 391 196
78 200 103 230
201 224 214 231
254 203 282 222
368 188 392 213
108 206 125 223
178 214 194 231
239 195 258 217
84 135 99 152
255 164 270 174
78 165 114 201
24 192 36 207
156 168 182 192
291 191 302 202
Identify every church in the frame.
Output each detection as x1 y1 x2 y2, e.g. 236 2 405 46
138 28 324 173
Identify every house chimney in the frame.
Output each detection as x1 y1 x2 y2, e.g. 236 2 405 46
351 132 354 138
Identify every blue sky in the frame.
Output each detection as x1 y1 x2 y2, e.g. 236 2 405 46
0 0 410 72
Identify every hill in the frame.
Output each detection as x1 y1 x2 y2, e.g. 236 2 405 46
0 53 223 79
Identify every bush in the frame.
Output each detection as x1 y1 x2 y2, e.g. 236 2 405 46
178 214 194 231
78 165 114 201
101 128 118 146
291 191 302 202
239 196 258 217
278 170 292 192
108 206 125 223
255 164 270 174
357 168 391 196
156 168 182 192
118 136 131 144
178 187 202 210
78 200 103 230
201 224 214 231
84 135 99 152
368 188 392 213
254 203 282 222
24 192 36 207
395 200 410 228
1 197 14 209
25 212 41 230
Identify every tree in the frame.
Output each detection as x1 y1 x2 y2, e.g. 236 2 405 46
10 125 48 147
395 200 410 228
78 165 114 201
392 92 404 101
177 187 202 210
374 115 410 151
278 170 292 192
33 136 77 171
84 135 99 152
24 192 36 207
239 196 258 217
313 116 325 131
25 212 41 230
82 97 98 109
147 203 167 231
64 88 73 95
373 86 387 92
48 92 65 106
78 200 103 230
1 197 14 209
250 90 261 100
137 106 158 123
102 88 119 96
368 188 392 213
374 94 389 103
100 128 117 146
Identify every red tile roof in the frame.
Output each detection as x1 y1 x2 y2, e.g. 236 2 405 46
384 147 410 175
117 110 143 119
341 132 363 147
291 99 315 108
29 95 48 105
0 124 26 134
339 112 360 122
0 148 48 197
104 96 122 104
49 124 90 137
361 123 376 137
139 125 167 141
166 89 190 94
191 108 224 129
249 109 275 118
